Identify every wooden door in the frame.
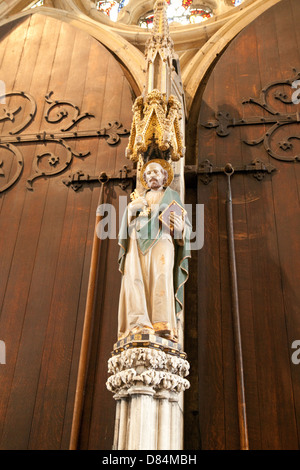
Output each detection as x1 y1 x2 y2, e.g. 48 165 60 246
185 0 300 450
0 13 134 450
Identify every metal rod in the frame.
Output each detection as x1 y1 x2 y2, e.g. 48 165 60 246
224 163 249 450
69 173 109 450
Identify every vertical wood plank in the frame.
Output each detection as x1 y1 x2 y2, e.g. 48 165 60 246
197 69 227 450
232 22 262 451
28 28 96 451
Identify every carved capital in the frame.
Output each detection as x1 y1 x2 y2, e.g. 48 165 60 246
106 347 190 396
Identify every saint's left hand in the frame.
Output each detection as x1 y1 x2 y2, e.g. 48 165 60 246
169 212 184 236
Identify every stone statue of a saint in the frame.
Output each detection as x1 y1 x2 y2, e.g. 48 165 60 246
117 159 190 343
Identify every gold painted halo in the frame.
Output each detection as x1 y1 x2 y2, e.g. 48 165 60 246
140 159 174 189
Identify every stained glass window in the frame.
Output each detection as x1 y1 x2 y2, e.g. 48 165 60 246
139 13 155 29
96 0 214 26
139 1 213 29
96 0 129 21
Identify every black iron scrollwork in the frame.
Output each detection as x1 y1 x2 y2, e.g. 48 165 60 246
62 165 134 192
44 91 94 131
197 158 276 185
102 121 130 145
0 91 36 135
0 90 130 193
0 143 24 193
25 121 129 190
26 140 90 190
203 68 300 163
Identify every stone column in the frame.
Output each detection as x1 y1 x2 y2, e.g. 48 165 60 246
106 335 190 450
108 0 190 452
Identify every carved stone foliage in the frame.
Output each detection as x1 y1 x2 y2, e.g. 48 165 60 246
0 91 129 193
204 69 300 163
106 347 190 396
125 90 185 163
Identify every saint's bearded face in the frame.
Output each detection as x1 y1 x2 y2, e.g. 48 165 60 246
144 163 166 190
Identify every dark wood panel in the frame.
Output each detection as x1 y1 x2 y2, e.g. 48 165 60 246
232 22 262 450
78 183 132 450
75 53 136 451
0 15 63 448
183 184 201 450
0 13 133 450
194 70 226 450
195 0 300 450
274 1 300 446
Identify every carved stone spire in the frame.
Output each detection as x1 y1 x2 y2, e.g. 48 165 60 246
144 0 175 97
125 0 185 165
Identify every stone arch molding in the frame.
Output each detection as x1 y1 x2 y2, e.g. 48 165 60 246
0 0 283 115
182 0 282 114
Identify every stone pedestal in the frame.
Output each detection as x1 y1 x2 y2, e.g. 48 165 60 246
106 335 190 450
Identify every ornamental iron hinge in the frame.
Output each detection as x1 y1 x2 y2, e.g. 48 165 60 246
62 159 276 192
0 90 130 193
203 68 300 164
195 158 276 185
62 165 136 192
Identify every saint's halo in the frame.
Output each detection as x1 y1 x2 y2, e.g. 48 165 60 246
140 159 174 189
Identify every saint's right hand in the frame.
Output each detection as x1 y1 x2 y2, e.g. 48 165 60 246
128 197 148 217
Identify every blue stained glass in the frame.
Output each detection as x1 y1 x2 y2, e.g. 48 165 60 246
118 0 126 11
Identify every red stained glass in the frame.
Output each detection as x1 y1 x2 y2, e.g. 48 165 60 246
182 0 192 9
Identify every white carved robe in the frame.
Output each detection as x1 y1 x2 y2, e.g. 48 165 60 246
117 189 177 341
